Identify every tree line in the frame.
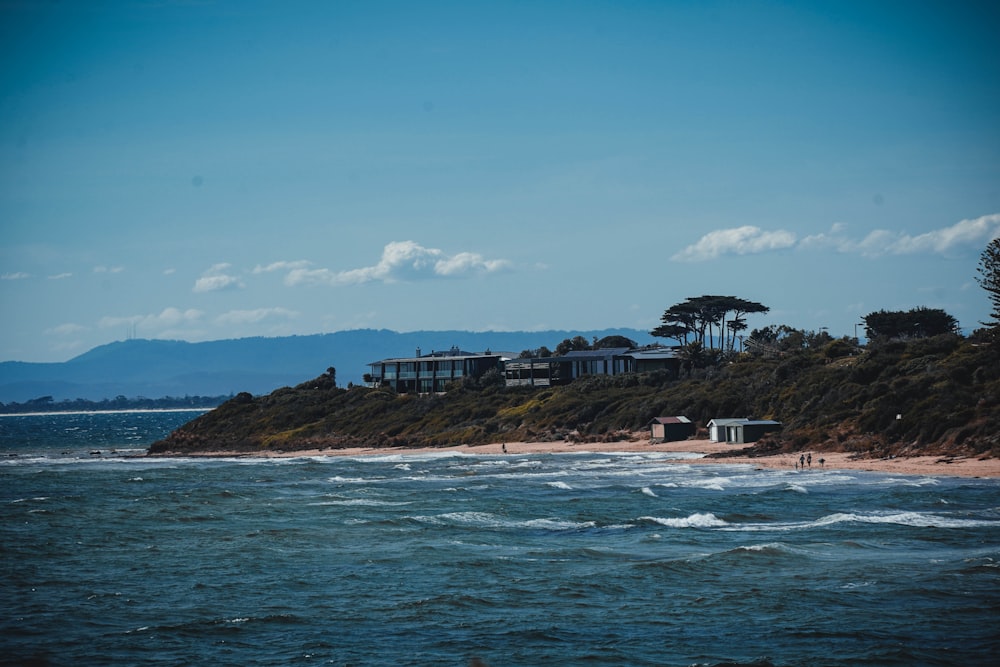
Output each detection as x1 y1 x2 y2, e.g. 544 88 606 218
643 237 1000 364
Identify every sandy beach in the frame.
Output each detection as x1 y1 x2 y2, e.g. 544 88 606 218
170 437 1000 478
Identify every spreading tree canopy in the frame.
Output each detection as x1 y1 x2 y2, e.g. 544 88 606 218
651 295 769 351
863 307 959 341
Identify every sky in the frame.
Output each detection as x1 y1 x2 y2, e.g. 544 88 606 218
2 0 999 362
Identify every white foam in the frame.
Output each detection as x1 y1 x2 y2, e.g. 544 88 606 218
410 511 596 531
640 512 729 528
310 498 409 507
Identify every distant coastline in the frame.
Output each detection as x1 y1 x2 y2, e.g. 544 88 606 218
0 396 228 415
0 407 214 417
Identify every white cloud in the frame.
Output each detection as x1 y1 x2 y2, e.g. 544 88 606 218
799 214 1000 258
679 213 1000 262
285 241 511 286
93 265 124 274
434 251 510 276
671 225 796 262
193 263 244 292
1 272 30 280
215 307 298 326
48 272 72 280
883 213 1000 255
253 260 311 274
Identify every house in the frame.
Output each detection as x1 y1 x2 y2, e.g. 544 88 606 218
649 416 695 442
504 346 680 388
708 417 781 444
367 347 503 393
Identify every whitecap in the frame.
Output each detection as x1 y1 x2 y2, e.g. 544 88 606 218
640 512 728 528
641 487 658 497
310 498 409 507
520 517 596 530
546 481 573 490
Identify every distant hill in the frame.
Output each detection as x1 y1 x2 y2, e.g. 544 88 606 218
0 328 656 404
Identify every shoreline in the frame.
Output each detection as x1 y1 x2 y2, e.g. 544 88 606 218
152 437 1000 478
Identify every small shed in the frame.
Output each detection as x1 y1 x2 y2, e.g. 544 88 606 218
708 418 748 442
649 416 695 442
730 420 782 444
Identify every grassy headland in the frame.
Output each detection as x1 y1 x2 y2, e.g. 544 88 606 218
148 334 999 460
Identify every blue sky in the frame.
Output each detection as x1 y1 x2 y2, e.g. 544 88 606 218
2 0 998 362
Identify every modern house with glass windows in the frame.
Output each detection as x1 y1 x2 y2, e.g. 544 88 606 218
368 344 680 393
367 347 504 393
503 346 680 388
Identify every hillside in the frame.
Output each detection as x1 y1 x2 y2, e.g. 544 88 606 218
149 335 1000 460
0 328 654 404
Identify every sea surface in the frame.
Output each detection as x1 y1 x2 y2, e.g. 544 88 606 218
2 411 999 666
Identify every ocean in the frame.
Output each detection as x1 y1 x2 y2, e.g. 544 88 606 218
2 411 998 666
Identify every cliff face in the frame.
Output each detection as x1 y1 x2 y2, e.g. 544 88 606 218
149 336 1000 459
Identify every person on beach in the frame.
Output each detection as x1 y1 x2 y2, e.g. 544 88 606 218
800 454 805 468
819 457 825 467
502 443 507 453
807 453 812 467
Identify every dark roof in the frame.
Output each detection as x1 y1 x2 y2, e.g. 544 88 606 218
626 348 679 360
369 351 501 364
562 347 631 358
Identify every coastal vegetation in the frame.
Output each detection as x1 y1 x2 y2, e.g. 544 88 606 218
149 331 999 460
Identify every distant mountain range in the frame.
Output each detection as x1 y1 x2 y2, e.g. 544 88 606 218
0 328 656 404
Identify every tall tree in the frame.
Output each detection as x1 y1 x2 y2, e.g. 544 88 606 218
651 295 769 352
976 237 1000 332
727 318 748 351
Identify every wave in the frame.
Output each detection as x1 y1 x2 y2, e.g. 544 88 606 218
309 498 411 507
814 511 998 529
723 510 1000 532
639 512 729 528
406 511 597 531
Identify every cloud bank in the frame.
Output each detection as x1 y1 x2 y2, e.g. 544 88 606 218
283 241 511 287
673 213 1000 262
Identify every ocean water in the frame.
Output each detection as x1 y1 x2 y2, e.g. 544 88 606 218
2 412 999 666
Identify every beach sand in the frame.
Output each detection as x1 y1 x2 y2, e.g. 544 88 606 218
169 437 1000 478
